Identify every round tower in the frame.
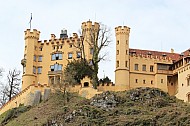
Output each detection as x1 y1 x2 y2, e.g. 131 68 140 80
21 29 40 90
81 21 100 60
115 26 130 89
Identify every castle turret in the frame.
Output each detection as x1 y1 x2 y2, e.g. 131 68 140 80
81 21 100 60
21 29 40 90
115 26 130 89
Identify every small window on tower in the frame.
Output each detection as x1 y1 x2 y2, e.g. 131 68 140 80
116 61 119 67
37 67 42 74
135 79 138 83
151 80 153 84
38 55 42 62
143 80 146 84
117 50 119 55
150 65 154 72
33 66 36 74
126 50 128 55
125 61 128 67
68 53 73 59
70 44 72 48
161 79 164 83
39 47 43 51
34 55 36 61
126 40 128 45
77 52 81 58
117 40 119 45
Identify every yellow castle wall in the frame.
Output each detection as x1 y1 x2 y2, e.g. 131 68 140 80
175 64 190 102
22 21 99 90
0 84 50 115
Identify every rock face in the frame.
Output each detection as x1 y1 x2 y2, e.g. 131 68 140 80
90 91 119 110
4 87 189 126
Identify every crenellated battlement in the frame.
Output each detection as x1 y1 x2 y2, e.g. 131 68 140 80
129 53 174 63
115 26 130 35
81 21 100 31
24 29 40 40
36 32 81 47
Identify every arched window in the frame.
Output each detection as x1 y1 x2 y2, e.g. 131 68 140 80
187 93 190 102
84 82 89 87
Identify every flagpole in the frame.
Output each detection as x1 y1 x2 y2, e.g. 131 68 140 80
29 13 32 30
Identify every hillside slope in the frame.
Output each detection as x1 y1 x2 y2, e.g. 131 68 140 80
1 87 190 126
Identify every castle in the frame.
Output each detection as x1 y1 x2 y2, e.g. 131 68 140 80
1 20 190 114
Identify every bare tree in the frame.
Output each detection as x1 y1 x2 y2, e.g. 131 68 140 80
82 23 112 89
0 68 7 106
0 68 3 77
0 86 8 106
4 69 21 101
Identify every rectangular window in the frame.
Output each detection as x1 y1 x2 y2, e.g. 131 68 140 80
125 61 128 67
23 67 26 74
69 44 72 48
52 53 62 60
126 50 128 55
161 79 163 83
142 65 146 71
151 80 153 84
117 50 119 55
116 61 119 67
135 79 138 83
34 55 36 61
117 40 119 45
77 52 81 58
68 53 73 59
24 54 27 59
33 66 36 74
50 65 54 71
50 64 62 71
38 55 42 62
150 65 154 72
188 78 190 86
134 64 138 71
37 67 42 74
39 47 43 51
143 80 146 84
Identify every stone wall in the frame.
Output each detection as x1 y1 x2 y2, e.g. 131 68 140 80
0 84 50 115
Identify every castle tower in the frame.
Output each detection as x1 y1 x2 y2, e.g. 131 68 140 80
21 29 40 90
81 21 100 61
115 26 130 89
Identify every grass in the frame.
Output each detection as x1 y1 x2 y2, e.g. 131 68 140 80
1 87 190 126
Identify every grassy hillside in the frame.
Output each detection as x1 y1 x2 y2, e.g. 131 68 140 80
1 87 190 126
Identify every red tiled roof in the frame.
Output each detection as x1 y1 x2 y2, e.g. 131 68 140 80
129 48 181 61
182 49 190 57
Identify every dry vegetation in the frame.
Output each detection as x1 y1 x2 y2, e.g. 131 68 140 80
1 87 190 126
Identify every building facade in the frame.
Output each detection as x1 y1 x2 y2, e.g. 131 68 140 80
115 26 190 102
21 21 190 102
21 21 99 90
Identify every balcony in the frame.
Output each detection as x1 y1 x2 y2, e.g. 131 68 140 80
21 59 26 66
157 70 173 75
48 70 63 75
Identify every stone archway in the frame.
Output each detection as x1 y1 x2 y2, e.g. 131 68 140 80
84 82 89 87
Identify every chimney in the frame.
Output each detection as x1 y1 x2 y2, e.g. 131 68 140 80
60 28 68 39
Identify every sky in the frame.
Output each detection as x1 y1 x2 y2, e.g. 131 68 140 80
0 0 190 83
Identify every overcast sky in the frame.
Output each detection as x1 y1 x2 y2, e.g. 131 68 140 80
0 0 190 83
